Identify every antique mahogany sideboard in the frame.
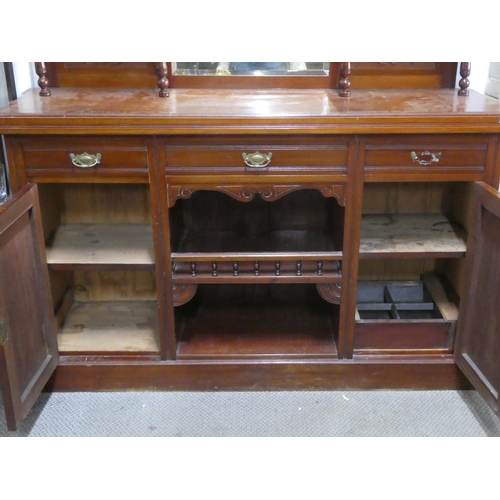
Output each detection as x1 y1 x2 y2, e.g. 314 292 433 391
1 62 500 431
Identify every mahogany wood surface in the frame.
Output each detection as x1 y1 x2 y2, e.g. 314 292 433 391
1 88 500 135
454 182 500 414
0 185 58 430
46 358 472 392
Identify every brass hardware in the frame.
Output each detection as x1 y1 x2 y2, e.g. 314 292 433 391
70 152 102 168
0 320 9 345
410 150 442 166
242 152 272 168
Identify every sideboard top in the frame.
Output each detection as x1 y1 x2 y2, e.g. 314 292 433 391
0 88 499 135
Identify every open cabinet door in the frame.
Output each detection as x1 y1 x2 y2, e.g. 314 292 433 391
454 182 500 415
0 184 58 431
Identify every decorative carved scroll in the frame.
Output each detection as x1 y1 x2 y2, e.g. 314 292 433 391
339 62 351 98
35 62 51 97
156 62 170 98
168 186 193 207
168 184 346 207
458 62 471 96
320 184 346 207
316 282 342 304
172 283 198 306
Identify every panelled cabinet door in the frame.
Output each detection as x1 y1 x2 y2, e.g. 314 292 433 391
454 182 500 415
0 184 58 431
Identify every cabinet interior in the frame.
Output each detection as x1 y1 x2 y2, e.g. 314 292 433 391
169 189 343 358
355 182 472 355
37 183 159 354
175 283 339 360
169 189 345 253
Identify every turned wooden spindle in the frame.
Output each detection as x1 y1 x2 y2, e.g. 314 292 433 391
296 261 302 277
339 62 351 98
317 261 323 276
212 262 218 277
254 261 260 276
275 262 281 276
233 262 239 276
190 262 196 277
458 62 471 96
35 62 51 97
156 62 170 98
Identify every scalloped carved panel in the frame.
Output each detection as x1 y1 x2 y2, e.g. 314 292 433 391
168 184 346 207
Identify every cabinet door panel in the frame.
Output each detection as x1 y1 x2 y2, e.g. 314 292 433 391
0 184 58 431
454 182 500 414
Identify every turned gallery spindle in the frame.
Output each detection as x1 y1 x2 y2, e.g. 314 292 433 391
339 62 351 98
156 62 170 98
275 262 281 276
317 261 323 276
458 62 471 96
35 62 51 97
212 262 218 276
296 261 302 276
254 261 260 276
233 262 239 276
190 262 196 277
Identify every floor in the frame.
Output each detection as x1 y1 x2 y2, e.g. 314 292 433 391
1 389 499 436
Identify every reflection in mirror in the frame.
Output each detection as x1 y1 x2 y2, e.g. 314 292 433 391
173 63 330 76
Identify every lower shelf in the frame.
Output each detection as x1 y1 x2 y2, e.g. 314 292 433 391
175 284 339 360
57 301 160 354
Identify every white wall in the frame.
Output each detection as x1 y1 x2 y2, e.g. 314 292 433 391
467 62 491 94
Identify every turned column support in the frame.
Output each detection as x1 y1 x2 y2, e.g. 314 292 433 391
339 62 351 98
156 62 170 97
458 62 471 96
35 62 51 96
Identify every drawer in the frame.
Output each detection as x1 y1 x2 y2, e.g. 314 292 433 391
20 136 149 181
164 136 349 176
364 135 490 180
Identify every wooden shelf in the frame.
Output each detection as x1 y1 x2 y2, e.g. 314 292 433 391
359 214 467 258
176 284 338 360
57 300 160 353
45 223 155 270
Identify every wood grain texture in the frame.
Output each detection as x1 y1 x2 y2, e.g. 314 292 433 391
359 214 467 257
0 185 58 430
2 88 500 135
454 182 500 414
57 301 159 353
45 223 154 268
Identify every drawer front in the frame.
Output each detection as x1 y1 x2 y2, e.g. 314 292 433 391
21 136 149 180
164 136 349 176
364 135 490 180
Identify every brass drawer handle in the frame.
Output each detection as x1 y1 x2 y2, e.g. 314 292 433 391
70 152 102 168
242 151 272 168
410 150 442 166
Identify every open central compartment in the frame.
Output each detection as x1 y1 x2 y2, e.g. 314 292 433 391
175 283 339 360
169 188 344 282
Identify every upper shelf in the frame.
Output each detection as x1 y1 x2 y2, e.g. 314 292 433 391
1 88 499 135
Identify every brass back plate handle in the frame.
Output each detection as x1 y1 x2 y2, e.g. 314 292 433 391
410 150 442 166
242 152 272 168
70 152 102 168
